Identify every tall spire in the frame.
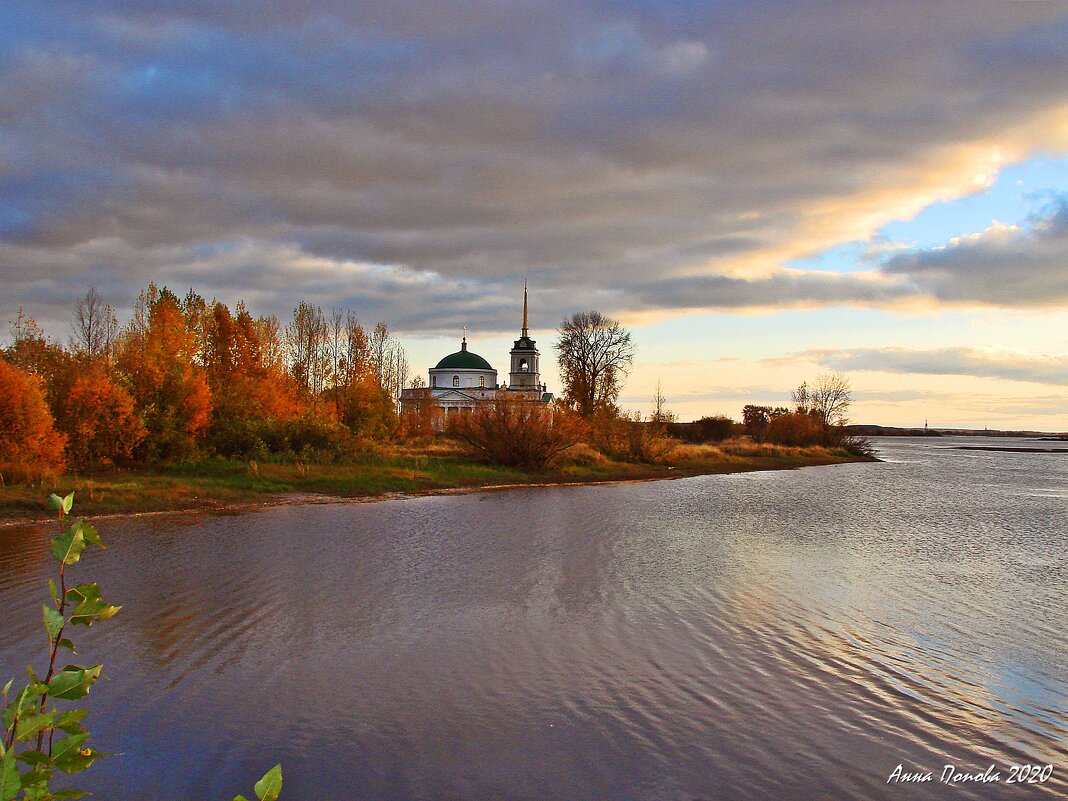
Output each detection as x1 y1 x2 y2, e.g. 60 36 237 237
522 281 529 338
462 323 467 351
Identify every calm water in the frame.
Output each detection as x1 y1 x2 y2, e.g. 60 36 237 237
1 438 1066 800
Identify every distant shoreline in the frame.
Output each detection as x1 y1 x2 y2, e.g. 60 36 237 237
0 443 871 527
847 425 1066 438
955 445 1068 454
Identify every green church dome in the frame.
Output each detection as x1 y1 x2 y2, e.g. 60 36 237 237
434 346 493 371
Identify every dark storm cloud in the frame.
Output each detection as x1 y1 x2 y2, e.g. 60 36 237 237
804 346 1068 386
3 1 1068 334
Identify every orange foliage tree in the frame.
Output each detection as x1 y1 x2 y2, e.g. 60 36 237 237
57 367 146 467
204 301 303 421
117 287 212 460
0 356 66 481
398 386 444 439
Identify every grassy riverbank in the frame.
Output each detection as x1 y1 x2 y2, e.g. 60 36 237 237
0 439 872 524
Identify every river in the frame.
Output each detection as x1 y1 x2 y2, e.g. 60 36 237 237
1 437 1066 799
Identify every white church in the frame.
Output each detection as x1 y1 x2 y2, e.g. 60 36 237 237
400 286 553 418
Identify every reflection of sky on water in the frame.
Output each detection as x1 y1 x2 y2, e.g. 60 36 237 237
0 437 1065 800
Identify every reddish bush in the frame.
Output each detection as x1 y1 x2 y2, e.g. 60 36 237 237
449 399 586 470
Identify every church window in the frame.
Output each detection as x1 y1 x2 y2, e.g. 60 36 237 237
520 359 528 372
431 375 437 387
453 375 459 387
479 376 485 387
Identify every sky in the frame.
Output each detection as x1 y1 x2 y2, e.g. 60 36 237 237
2 1 1067 429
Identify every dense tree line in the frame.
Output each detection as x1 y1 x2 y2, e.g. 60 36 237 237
0 285 407 480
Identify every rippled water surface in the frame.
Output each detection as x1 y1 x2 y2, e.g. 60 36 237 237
1 438 1066 800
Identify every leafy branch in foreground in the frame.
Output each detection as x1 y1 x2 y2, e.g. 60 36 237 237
2 491 115 800
1 493 282 801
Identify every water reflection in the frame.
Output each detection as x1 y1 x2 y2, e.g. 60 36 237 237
1 438 1066 800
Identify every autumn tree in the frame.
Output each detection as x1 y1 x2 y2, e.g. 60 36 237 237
794 372 853 428
6 308 71 392
117 287 212 460
369 321 408 403
741 404 789 442
554 311 635 417
668 415 738 443
204 301 303 422
398 383 442 439
315 311 399 438
286 301 330 396
0 356 66 481
765 412 824 446
792 371 854 445
57 367 146 467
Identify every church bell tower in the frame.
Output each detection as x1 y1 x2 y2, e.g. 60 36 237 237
508 283 540 390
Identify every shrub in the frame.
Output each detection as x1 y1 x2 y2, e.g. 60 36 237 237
585 408 677 463
667 415 739 443
211 413 356 462
448 399 586 470
741 404 790 442
765 412 824 446
0 356 66 482
839 434 876 458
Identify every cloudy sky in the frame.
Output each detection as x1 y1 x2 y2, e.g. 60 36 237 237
3 1 1067 428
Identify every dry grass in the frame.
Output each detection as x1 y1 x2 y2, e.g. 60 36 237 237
556 442 609 466
665 442 725 461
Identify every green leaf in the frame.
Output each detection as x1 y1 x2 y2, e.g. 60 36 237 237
52 732 108 775
18 762 52 800
0 750 18 801
55 709 88 727
66 584 120 627
47 666 101 701
47 494 64 512
234 796 251 801
43 605 65 645
3 684 44 731
51 520 87 566
54 710 88 737
13 751 49 766
79 522 102 549
54 709 88 736
1 679 11 700
13 712 54 743
57 638 76 653
48 579 59 606
62 492 75 515
54 791 90 799
254 764 283 801
54 748 106 775
49 733 88 773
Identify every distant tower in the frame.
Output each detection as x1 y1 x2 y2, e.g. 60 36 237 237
508 282 541 390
